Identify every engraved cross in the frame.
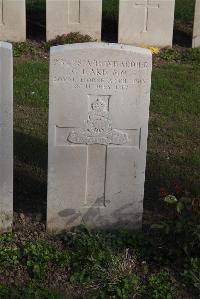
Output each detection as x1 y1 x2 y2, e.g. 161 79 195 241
0 0 4 25
67 95 128 208
68 0 81 24
135 0 159 32
56 95 140 209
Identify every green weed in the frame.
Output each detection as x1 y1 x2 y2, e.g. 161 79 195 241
145 271 176 299
89 274 140 299
22 240 69 279
183 48 200 63
0 246 20 267
64 226 142 298
183 257 200 291
151 194 200 260
159 49 182 62
0 283 64 299
13 42 38 57
48 32 94 47
0 285 10 298
0 232 15 242
64 226 113 283
159 48 200 64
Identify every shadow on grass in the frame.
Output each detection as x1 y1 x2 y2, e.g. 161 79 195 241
14 131 47 171
26 0 46 40
102 17 118 43
13 132 198 223
14 131 47 220
173 30 192 48
14 169 47 221
144 150 199 221
144 153 171 217
102 0 119 42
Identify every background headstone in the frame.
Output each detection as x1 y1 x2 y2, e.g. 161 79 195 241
193 0 200 47
118 0 175 47
0 42 13 232
47 42 152 232
0 0 26 42
46 0 102 41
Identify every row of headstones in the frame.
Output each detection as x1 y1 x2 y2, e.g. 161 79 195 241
0 0 200 47
1 40 152 233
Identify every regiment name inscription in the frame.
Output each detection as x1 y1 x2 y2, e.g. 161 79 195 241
52 58 149 91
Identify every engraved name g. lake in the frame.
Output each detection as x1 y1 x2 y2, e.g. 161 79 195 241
52 58 150 91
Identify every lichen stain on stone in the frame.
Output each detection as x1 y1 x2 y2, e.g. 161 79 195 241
0 211 12 233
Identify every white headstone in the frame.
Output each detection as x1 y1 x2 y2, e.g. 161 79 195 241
193 0 200 48
0 0 26 42
118 0 175 47
0 42 13 232
47 42 152 232
46 0 102 41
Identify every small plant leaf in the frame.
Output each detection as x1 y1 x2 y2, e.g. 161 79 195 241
176 201 184 214
151 224 165 230
163 195 178 204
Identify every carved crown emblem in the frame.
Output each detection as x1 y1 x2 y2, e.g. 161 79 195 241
67 97 128 145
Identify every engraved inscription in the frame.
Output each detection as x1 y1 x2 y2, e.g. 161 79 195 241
68 0 80 24
135 0 159 32
52 59 149 91
0 0 4 25
68 96 128 145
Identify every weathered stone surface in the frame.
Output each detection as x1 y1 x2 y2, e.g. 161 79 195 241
47 43 152 232
46 0 102 41
193 0 200 48
118 0 175 47
0 0 26 42
0 42 13 232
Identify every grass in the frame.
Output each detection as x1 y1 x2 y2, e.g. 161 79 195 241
147 63 200 197
175 0 195 22
14 61 48 108
102 0 119 20
13 59 48 215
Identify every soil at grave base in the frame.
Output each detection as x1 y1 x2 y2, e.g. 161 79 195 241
0 213 84 298
0 212 194 299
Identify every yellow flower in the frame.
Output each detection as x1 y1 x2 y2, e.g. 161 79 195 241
139 45 160 54
149 47 160 54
